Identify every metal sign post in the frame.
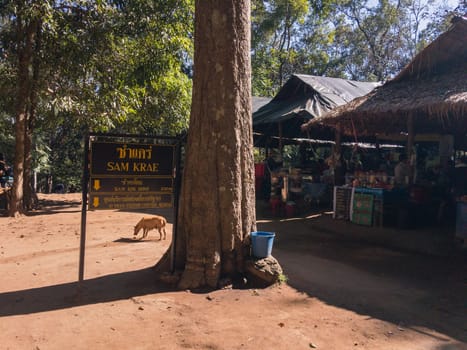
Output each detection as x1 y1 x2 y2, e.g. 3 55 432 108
78 134 90 285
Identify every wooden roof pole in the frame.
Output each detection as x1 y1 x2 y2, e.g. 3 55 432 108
278 121 283 153
334 122 345 186
407 114 415 185
335 122 342 150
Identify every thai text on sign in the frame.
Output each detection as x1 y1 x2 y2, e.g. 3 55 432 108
90 142 174 177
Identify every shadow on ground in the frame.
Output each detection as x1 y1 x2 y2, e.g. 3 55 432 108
256 202 467 343
0 267 172 317
22 196 176 224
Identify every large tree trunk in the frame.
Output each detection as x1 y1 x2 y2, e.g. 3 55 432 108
9 17 36 217
23 103 39 211
23 20 41 211
174 0 255 289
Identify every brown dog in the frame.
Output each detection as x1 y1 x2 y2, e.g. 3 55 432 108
133 216 167 240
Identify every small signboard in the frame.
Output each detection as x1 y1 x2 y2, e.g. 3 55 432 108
351 193 374 226
333 186 353 220
88 140 176 210
79 134 182 285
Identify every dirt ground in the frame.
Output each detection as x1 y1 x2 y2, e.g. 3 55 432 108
1 193 466 350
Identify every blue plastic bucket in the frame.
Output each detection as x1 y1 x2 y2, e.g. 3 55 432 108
251 231 275 258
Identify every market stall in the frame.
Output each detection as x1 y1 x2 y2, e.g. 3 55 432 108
255 139 337 216
301 16 467 234
252 74 382 216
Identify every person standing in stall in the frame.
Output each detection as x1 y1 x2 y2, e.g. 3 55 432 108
262 152 282 202
394 154 410 186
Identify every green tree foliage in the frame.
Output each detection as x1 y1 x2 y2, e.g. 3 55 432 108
0 0 193 206
0 61 15 161
337 0 411 81
251 0 460 96
252 0 314 96
417 0 465 48
41 0 193 135
0 20 15 160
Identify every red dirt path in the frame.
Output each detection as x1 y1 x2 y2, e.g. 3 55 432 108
1 193 466 349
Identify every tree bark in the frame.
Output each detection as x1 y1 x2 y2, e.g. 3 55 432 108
174 0 255 289
23 20 41 211
9 16 36 217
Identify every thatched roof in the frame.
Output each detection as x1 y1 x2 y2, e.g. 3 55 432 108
302 16 467 139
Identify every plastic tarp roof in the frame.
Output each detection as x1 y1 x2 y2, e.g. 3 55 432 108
252 96 272 113
253 74 380 138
